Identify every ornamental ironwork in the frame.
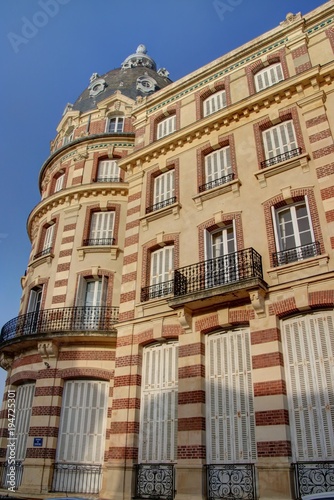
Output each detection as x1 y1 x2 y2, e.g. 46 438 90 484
83 237 115 246
173 248 263 297
260 147 302 169
34 247 52 259
206 464 256 500
95 176 121 183
135 464 175 500
141 280 174 302
52 462 102 494
272 241 320 267
199 173 234 193
146 197 177 214
1 461 23 489
1 305 119 343
294 461 334 499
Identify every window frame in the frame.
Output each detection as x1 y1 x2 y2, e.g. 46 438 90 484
106 116 124 134
87 211 115 246
54 173 65 193
203 145 233 191
203 89 227 117
262 120 298 162
96 159 120 182
156 115 176 140
254 62 284 92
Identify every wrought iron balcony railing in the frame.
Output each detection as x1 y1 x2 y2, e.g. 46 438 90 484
199 172 234 193
83 237 115 246
174 248 263 297
146 196 177 214
141 280 174 302
95 176 121 183
34 247 52 259
260 147 302 169
294 461 334 499
135 464 175 500
273 241 321 267
52 463 102 494
206 464 257 500
1 305 119 343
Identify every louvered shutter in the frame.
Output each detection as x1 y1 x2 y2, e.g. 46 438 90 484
139 342 178 463
203 90 227 117
150 246 174 285
255 63 284 92
97 160 119 181
43 224 55 251
263 120 297 159
55 174 65 192
90 212 114 241
57 380 108 464
205 146 231 183
153 170 175 205
14 383 35 460
282 313 334 461
206 329 256 463
157 116 176 139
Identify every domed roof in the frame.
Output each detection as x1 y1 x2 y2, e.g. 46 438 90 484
71 45 172 114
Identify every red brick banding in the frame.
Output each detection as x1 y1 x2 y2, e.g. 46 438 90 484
178 390 206 404
178 417 205 431
257 440 291 457
252 352 284 369
255 409 289 426
178 445 206 459
254 380 287 397
251 328 281 345
178 365 205 379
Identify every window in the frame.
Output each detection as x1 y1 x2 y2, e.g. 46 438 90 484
106 116 124 133
139 342 178 462
282 312 334 462
255 62 284 92
157 115 176 139
63 130 74 146
142 246 174 301
203 89 227 117
272 199 317 266
262 120 298 165
26 286 43 333
96 160 120 182
43 224 55 254
53 380 109 493
150 170 175 212
86 211 115 246
206 329 256 463
205 224 237 286
54 173 65 192
202 146 232 191
76 276 108 329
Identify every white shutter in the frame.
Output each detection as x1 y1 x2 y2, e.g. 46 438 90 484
139 342 178 463
97 160 119 181
43 224 55 251
206 329 256 463
55 173 65 192
14 383 35 460
203 90 227 117
75 275 86 306
150 246 174 285
255 63 284 92
263 120 297 159
153 170 175 205
90 212 115 241
57 380 109 464
282 312 334 461
157 116 176 139
205 146 231 183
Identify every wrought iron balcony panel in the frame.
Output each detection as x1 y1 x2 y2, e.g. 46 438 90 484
34 247 52 259
1 306 119 343
141 280 174 302
294 461 334 499
199 173 234 193
52 462 102 494
135 464 175 500
1 461 23 489
207 464 256 500
260 147 302 169
146 197 177 214
95 176 121 183
273 241 321 267
83 237 115 246
173 248 263 298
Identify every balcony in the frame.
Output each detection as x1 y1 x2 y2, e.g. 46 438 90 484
260 147 302 169
273 241 321 267
95 176 121 183
146 196 177 214
34 247 52 259
199 173 234 193
141 280 174 302
169 247 266 310
83 237 115 246
1 306 119 344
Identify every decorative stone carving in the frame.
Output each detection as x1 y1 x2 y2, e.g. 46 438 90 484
38 341 58 359
280 12 302 26
176 308 193 333
0 353 13 370
249 289 266 318
158 68 170 78
88 75 107 97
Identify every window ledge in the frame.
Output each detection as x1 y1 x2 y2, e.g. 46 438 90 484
136 295 174 317
29 253 54 268
268 253 329 285
192 179 241 210
254 152 310 188
140 202 181 231
77 245 119 261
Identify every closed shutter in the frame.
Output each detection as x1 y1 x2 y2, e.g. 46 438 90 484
282 313 334 461
55 174 65 192
57 380 109 464
139 342 178 462
153 170 175 205
205 146 231 183
97 160 119 181
255 63 284 92
157 116 176 139
203 90 227 117
206 329 256 463
14 383 35 460
150 246 174 286
263 120 297 159
90 212 115 241
43 224 55 251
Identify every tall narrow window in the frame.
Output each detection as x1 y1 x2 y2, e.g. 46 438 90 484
282 312 334 462
53 380 109 493
139 342 178 462
272 199 318 265
151 170 175 211
96 160 120 182
86 211 115 246
106 116 124 133
254 62 284 92
202 146 232 192
206 329 256 463
43 224 55 254
75 276 108 329
26 286 43 334
150 246 174 294
205 225 237 287
157 116 176 139
262 120 298 164
203 89 227 117
54 173 65 192
63 129 74 146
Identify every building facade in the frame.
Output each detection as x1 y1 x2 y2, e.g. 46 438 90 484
1 3 334 499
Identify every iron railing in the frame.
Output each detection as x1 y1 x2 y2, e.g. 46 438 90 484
174 248 263 297
141 280 174 302
260 147 302 169
199 173 234 193
0 461 23 490
52 463 102 494
95 176 121 183
34 247 52 259
135 464 175 500
206 464 257 500
146 196 177 214
83 237 115 246
272 241 321 267
294 461 334 499
1 306 119 343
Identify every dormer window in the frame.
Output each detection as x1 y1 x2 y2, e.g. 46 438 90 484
63 127 74 146
254 63 284 92
106 116 124 134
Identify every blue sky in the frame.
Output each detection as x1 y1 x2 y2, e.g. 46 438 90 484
0 0 327 394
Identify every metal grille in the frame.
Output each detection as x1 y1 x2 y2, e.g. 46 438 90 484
260 147 302 168
1 461 23 489
146 196 177 214
83 237 115 246
206 464 256 500
52 463 102 494
34 247 52 259
1 306 119 343
141 280 174 302
199 173 234 193
135 464 175 500
273 241 320 267
95 176 121 182
294 462 334 499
